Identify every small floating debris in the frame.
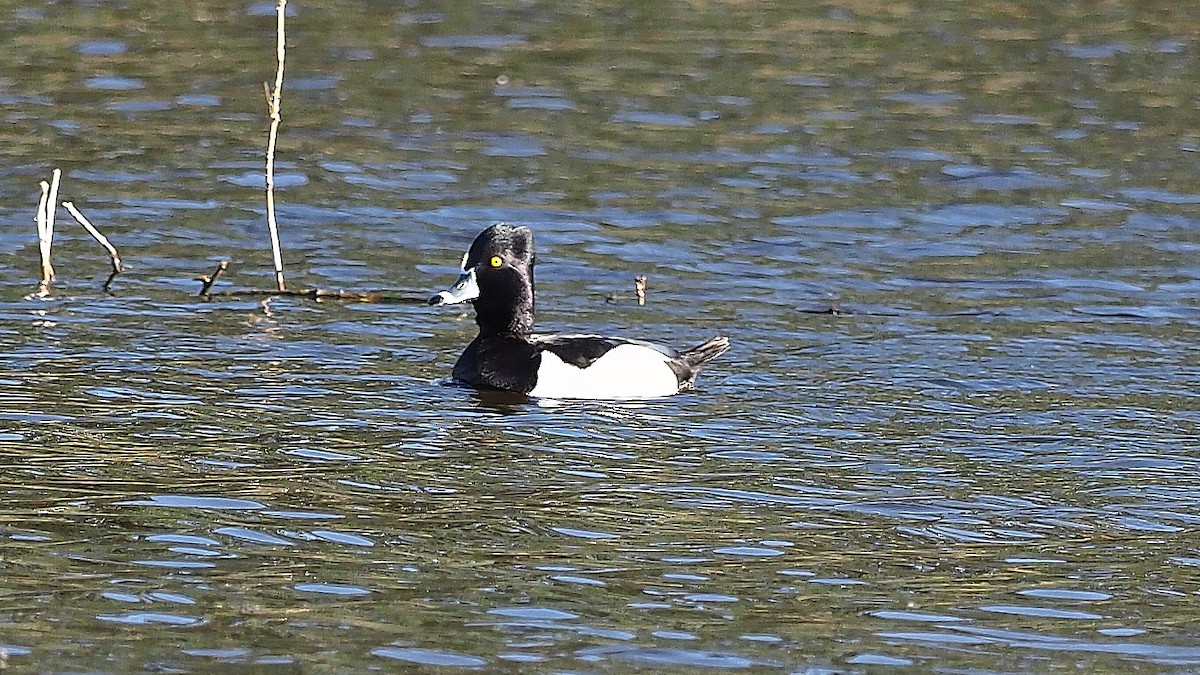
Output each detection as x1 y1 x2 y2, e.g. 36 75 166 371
797 303 849 315
605 275 649 305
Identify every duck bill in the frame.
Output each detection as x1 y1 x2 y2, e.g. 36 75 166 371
428 268 480 306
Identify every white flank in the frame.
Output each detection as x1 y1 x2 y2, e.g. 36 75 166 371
528 344 680 399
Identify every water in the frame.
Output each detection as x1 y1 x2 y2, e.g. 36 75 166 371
2 0 1199 671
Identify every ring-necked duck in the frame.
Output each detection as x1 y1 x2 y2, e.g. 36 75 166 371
429 223 729 399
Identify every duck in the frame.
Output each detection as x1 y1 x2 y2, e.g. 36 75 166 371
429 223 729 399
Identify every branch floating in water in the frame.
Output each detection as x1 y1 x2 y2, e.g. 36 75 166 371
195 261 422 303
203 287 426 304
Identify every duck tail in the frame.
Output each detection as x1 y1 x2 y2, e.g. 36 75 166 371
682 336 730 368
671 336 730 390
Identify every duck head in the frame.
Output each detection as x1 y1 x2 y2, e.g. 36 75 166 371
429 223 536 338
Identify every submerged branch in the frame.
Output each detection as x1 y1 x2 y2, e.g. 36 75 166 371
204 287 426 304
195 261 422 303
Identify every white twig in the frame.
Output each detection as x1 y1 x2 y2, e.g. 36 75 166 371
263 0 288 292
46 168 61 241
35 178 54 295
63 201 123 275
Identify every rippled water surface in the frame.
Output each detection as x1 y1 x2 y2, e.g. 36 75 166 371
2 0 1199 671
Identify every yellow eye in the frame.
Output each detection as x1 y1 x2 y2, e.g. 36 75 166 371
489 255 503 268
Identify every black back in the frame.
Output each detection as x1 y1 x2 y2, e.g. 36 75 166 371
534 334 675 369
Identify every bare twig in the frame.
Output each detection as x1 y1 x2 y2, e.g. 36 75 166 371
63 201 124 292
63 202 123 276
33 170 62 296
46 168 61 246
34 182 53 296
197 260 230 298
634 275 647 306
263 0 288 292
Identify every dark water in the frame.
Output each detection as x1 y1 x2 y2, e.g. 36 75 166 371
2 0 1199 671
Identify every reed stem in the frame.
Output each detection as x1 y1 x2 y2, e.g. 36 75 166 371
263 0 288 292
34 169 62 295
